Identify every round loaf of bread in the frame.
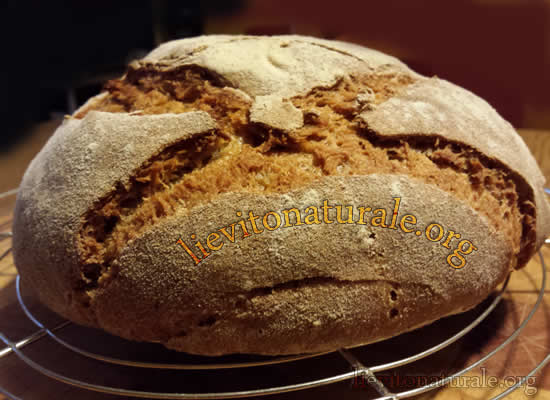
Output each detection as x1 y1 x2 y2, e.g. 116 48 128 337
12 35 550 355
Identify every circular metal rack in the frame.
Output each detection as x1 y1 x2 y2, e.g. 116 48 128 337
1 187 550 400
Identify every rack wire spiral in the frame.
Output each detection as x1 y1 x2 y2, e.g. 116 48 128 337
1 187 549 400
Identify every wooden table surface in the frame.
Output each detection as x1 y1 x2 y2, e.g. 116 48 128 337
0 121 549 400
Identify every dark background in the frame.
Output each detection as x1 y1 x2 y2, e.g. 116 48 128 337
3 0 550 152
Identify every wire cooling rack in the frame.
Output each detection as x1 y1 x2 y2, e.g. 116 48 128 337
1 187 550 400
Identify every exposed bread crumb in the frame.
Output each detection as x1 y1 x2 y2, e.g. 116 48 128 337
75 66 529 298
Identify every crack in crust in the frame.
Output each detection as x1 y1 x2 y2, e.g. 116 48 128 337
151 277 440 348
74 65 533 306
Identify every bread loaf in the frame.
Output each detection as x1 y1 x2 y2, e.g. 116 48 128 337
12 35 550 355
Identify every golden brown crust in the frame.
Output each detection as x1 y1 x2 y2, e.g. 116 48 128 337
89 175 512 355
12 34 550 355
